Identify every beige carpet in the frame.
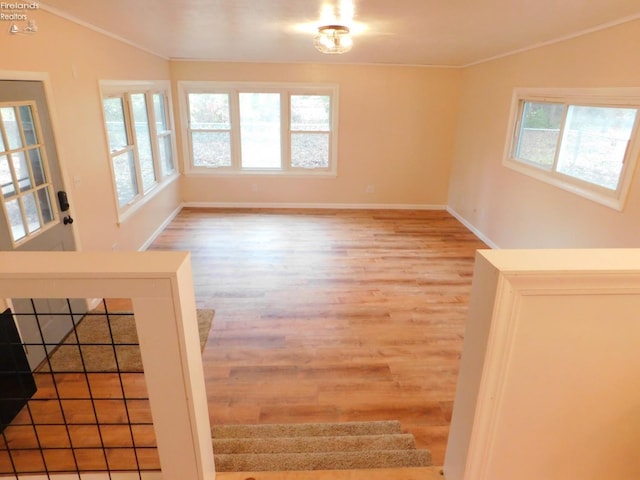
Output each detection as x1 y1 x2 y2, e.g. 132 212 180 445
211 421 432 472
38 309 214 373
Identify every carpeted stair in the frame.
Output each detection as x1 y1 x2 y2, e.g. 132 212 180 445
212 420 432 472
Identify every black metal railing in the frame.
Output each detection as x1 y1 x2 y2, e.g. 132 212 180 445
0 299 157 478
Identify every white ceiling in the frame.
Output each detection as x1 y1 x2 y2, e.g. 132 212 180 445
41 0 640 67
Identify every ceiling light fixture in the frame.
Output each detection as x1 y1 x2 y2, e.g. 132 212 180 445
314 24 353 54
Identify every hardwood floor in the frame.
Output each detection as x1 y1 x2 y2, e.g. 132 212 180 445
149 208 487 465
1 208 486 474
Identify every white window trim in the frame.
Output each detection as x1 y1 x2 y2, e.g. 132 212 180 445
503 87 640 211
99 80 179 223
178 81 339 177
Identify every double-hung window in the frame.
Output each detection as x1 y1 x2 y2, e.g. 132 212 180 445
504 88 640 210
101 81 177 220
180 82 338 175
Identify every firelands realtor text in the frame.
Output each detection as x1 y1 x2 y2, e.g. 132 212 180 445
0 2 38 20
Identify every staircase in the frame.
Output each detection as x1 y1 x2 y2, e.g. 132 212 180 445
212 420 432 472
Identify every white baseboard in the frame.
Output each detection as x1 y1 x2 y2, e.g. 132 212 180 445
138 204 184 252
446 206 499 249
182 201 447 211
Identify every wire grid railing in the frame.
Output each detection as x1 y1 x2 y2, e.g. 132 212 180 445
0 299 158 478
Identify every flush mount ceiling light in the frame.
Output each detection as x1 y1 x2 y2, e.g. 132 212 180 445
313 24 353 54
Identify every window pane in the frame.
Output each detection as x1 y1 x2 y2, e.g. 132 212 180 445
112 151 138 206
557 106 637 190
103 97 129 152
28 148 46 186
159 134 174 174
153 93 168 131
0 154 15 197
1 107 23 150
291 133 329 168
36 187 54 225
11 151 31 192
239 93 281 169
189 93 230 129
515 102 564 167
191 131 231 167
291 95 330 131
19 105 38 146
131 94 156 192
23 191 41 234
6 198 25 242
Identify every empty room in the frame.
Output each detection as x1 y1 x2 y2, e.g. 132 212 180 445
1 1 640 479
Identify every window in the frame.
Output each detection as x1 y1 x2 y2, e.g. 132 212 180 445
101 82 177 219
504 88 640 210
0 102 56 245
181 82 338 175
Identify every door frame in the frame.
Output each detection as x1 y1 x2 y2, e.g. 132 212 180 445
0 71 88 367
0 69 81 250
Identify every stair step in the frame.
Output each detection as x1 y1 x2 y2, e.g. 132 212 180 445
212 420 403 439
217 466 443 480
213 433 417 454
214 449 432 472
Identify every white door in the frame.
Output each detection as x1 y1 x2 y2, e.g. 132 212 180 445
0 79 84 370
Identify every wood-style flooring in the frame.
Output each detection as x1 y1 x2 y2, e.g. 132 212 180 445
1 208 486 474
149 208 486 465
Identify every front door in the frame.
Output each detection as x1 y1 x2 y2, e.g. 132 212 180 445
0 79 84 369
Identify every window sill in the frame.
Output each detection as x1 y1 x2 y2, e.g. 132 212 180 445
503 158 624 211
184 169 337 178
116 172 180 225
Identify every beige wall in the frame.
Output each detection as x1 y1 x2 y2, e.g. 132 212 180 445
171 61 460 207
6 9 638 252
0 10 177 252
448 19 640 248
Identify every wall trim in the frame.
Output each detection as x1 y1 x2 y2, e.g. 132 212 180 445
182 202 447 211
139 204 184 252
40 4 169 60
463 12 640 68
446 207 499 249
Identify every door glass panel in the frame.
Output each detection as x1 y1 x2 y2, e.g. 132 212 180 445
239 92 281 169
130 94 156 192
0 154 14 197
11 151 32 192
36 187 54 224
0 98 60 246
28 148 46 186
6 197 26 242
23 192 41 233
19 105 37 146
1 107 23 150
103 97 129 153
112 150 138 206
